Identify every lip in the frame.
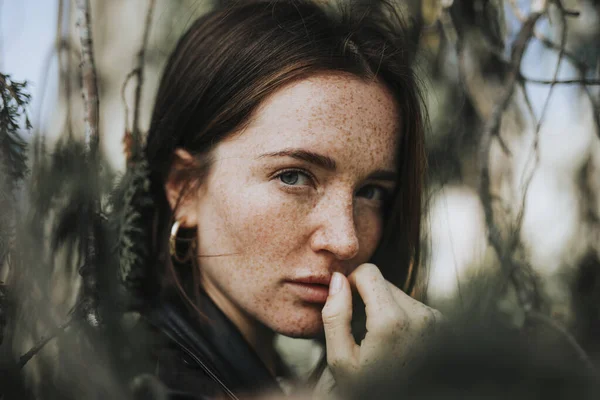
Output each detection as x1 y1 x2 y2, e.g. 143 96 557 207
285 275 332 304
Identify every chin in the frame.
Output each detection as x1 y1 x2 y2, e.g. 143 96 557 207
267 307 325 338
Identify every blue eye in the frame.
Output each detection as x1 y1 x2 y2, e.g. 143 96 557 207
277 170 312 186
357 185 389 202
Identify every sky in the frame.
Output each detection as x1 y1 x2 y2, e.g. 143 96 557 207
1 0 58 132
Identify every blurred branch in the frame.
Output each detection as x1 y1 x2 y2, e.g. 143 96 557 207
121 69 138 142
507 0 526 22
75 0 100 155
133 0 156 144
124 0 157 162
528 4 600 137
442 4 512 155
16 317 73 369
535 34 590 70
559 7 580 18
75 0 102 331
506 1 596 373
512 0 568 253
57 0 74 137
478 11 542 310
522 77 600 85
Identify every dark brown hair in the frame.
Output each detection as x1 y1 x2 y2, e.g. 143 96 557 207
144 0 427 306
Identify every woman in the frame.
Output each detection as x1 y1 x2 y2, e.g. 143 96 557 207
141 0 441 398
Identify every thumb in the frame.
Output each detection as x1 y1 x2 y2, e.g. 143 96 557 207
322 272 357 373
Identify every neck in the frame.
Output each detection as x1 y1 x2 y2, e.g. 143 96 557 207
201 281 278 376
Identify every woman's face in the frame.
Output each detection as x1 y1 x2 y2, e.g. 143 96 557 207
173 73 400 338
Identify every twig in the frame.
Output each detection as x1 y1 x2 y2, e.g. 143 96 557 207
121 68 139 136
57 0 75 137
560 7 580 17
513 1 567 249
508 0 526 22
522 77 600 85
59 0 74 136
75 0 102 331
479 11 543 308
509 0 589 80
521 82 537 124
531 8 600 138
17 317 73 369
75 0 100 156
132 0 156 153
533 34 589 71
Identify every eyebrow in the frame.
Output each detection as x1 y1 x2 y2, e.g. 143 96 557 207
368 169 398 182
258 148 397 182
258 149 337 171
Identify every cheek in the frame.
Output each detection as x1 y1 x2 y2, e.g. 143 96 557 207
355 207 384 260
215 183 312 255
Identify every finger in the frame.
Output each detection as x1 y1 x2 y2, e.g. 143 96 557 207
347 263 399 333
322 272 358 373
385 281 445 327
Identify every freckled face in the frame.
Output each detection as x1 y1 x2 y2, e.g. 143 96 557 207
190 73 400 338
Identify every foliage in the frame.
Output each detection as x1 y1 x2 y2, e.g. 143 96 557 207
0 74 31 347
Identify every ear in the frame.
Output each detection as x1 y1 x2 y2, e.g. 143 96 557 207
164 148 202 228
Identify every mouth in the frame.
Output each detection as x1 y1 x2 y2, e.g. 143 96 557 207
285 276 331 304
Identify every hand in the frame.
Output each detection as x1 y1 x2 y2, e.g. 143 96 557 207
321 263 443 385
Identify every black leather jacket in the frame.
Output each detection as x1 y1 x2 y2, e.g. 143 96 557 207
143 291 288 400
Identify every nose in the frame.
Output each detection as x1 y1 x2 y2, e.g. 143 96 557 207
309 195 360 261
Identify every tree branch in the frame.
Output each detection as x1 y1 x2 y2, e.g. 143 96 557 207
17 317 73 369
522 77 600 85
478 12 543 309
75 0 100 156
512 1 567 250
123 0 156 163
132 0 156 144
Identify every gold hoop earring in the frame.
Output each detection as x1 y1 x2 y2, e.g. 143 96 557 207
169 220 195 263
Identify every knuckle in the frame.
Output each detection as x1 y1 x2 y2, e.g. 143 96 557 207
383 307 404 326
373 308 408 334
326 353 344 368
322 313 339 326
416 306 441 332
432 308 445 321
429 308 445 329
326 355 353 377
321 302 336 317
322 308 345 327
355 263 381 280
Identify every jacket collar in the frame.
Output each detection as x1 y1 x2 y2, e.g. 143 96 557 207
146 289 286 399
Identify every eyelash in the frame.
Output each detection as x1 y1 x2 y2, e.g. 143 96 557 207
273 168 316 188
272 168 391 203
356 185 390 203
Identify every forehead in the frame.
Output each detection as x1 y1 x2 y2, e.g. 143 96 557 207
226 73 400 169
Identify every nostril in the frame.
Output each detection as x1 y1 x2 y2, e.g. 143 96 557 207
310 228 359 260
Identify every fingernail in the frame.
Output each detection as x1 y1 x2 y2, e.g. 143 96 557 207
329 272 343 296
